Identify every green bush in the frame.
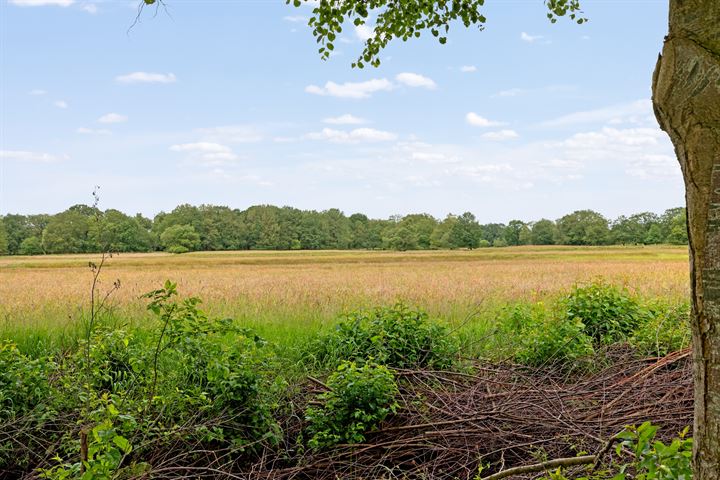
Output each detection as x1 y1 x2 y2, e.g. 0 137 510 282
141 282 280 446
0 342 58 471
564 281 647 344
305 361 399 449
75 328 151 395
630 302 690 357
312 303 459 370
0 341 54 418
538 423 692 480
614 422 692 480
515 316 595 368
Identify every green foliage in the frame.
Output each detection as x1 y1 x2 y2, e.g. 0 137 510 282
504 219 531 246
564 281 647 344
613 422 693 480
38 396 139 480
537 423 692 480
0 342 57 471
160 224 200 253
312 303 459 370
531 219 558 245
288 0 584 68
0 218 8 255
305 361 398 449
42 209 93 254
514 315 595 368
142 281 280 445
75 327 150 394
556 210 610 245
630 302 690 357
19 235 44 255
0 341 54 418
1 205 688 255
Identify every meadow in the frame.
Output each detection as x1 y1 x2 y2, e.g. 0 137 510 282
0 245 695 478
0 245 690 353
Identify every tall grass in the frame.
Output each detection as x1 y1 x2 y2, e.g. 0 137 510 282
0 246 690 356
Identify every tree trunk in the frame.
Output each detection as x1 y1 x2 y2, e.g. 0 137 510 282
652 1 720 477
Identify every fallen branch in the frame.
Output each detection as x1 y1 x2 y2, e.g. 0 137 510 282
479 454 595 480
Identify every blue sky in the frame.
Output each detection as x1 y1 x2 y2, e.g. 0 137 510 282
0 0 682 223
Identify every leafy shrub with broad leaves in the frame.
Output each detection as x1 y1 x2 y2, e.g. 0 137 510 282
312 303 459 370
0 342 57 471
539 422 692 480
305 361 399 449
614 422 692 480
564 281 647 344
0 341 54 418
141 281 280 446
38 395 141 480
514 316 595 368
74 328 151 395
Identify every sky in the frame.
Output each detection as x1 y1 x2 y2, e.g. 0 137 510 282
0 0 684 223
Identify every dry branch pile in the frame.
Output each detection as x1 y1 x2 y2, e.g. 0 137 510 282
149 347 692 479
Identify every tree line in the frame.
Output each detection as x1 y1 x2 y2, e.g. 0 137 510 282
0 204 688 255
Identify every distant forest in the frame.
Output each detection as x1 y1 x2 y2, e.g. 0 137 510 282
0 204 688 255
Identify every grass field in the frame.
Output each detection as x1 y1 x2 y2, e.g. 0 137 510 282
0 245 690 353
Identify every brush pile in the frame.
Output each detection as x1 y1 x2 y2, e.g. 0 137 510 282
247 350 693 479
148 347 692 479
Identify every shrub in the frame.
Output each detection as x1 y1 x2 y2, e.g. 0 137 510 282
0 341 54 418
614 422 692 480
142 282 280 446
630 302 690 357
564 281 647 344
75 328 151 395
312 303 459 370
0 342 58 472
538 423 692 480
305 361 399 449
515 317 595 368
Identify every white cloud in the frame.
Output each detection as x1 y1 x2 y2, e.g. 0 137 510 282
77 127 111 135
542 99 654 128
115 72 177 84
355 24 373 41
481 129 520 141
82 3 97 13
465 112 506 127
54 100 68 109
9 0 74 6
494 88 527 98
29 89 47 95
626 154 679 179
542 125 678 180
305 78 393 99
0 150 67 162
323 114 367 125
395 72 436 89
306 127 397 143
170 142 239 166
98 113 127 124
283 15 307 22
196 125 263 143
460 65 477 73
170 142 231 153
521 32 543 43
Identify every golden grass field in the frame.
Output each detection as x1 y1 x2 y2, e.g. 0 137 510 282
0 246 690 345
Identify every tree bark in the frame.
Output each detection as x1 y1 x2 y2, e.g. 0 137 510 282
652 2 720 478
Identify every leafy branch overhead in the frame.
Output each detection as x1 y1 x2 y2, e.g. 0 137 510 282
138 0 585 67
285 0 586 68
